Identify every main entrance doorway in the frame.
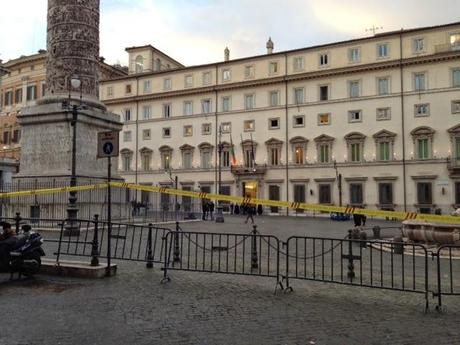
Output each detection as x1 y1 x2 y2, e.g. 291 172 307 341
242 181 257 199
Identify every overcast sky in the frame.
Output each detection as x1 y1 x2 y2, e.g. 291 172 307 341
0 0 459 66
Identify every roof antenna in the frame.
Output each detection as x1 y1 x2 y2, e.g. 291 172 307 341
365 25 383 36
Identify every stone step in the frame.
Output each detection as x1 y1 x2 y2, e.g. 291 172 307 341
40 258 117 278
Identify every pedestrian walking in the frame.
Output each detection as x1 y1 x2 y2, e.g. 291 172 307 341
244 204 255 224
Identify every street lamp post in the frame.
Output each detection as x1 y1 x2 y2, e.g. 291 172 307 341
166 168 178 221
333 160 343 207
215 126 225 223
64 77 82 236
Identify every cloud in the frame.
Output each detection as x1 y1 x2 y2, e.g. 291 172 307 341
0 0 47 61
1 0 459 67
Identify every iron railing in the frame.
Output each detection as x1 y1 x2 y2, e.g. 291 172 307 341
284 234 430 310
433 245 460 310
162 224 283 291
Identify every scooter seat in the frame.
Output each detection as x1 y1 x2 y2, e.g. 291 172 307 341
12 234 28 250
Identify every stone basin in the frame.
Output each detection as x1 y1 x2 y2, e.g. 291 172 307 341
402 220 460 244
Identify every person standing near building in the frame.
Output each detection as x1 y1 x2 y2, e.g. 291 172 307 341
202 201 208 220
208 200 215 220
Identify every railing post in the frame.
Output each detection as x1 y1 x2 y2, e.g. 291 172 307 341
146 223 154 268
346 230 355 282
173 222 181 263
251 225 259 270
14 212 21 234
90 214 100 267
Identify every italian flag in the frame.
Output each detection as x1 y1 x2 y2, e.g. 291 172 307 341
230 135 237 166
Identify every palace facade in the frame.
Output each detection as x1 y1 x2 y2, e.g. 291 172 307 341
15 22 460 215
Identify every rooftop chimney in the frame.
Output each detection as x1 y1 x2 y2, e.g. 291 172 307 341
224 47 230 61
266 37 274 54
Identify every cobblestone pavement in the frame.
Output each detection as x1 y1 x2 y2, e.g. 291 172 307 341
0 216 459 345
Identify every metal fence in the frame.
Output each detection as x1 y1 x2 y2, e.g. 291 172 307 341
433 245 460 310
162 224 283 290
49 217 172 267
284 235 429 309
0 180 129 221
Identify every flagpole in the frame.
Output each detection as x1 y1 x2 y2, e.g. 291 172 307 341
240 133 245 167
250 133 256 170
215 125 224 223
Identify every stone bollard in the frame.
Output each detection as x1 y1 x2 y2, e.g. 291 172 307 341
393 236 404 255
372 226 381 239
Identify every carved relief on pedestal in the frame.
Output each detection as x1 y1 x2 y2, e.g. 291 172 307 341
45 0 100 100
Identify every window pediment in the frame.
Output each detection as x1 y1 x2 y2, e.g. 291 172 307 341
411 126 435 138
159 145 173 153
448 123 460 135
344 132 366 142
120 148 133 155
198 142 214 150
241 139 257 148
265 138 283 147
314 134 334 143
289 136 308 144
220 141 231 149
179 144 195 151
139 147 153 154
373 129 396 142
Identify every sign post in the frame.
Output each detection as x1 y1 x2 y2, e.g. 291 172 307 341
97 131 119 276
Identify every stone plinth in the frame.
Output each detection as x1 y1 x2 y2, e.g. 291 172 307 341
17 100 121 179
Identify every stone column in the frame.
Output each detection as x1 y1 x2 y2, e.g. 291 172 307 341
45 0 101 104
13 0 125 221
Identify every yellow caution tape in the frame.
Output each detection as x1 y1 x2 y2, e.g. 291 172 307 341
2 181 460 225
110 182 460 225
0 184 109 199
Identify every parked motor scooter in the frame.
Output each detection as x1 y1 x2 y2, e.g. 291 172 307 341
0 224 46 278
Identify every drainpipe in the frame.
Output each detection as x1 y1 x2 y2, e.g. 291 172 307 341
399 29 407 212
135 76 139 201
214 64 219 194
284 53 289 216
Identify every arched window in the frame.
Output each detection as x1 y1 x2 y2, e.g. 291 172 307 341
135 55 144 73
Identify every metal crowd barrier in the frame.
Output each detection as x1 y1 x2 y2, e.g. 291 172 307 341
283 234 430 310
161 224 283 291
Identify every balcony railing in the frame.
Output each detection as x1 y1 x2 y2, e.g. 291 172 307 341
434 43 460 54
231 164 267 176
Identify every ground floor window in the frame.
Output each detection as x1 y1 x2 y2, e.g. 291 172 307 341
378 183 393 207
269 185 280 213
456 182 460 205
349 183 363 206
182 186 192 212
319 184 331 204
293 184 306 213
141 190 150 205
220 185 231 212
417 182 432 211
161 192 170 210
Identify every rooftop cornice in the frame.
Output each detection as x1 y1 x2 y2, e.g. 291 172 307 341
102 21 460 83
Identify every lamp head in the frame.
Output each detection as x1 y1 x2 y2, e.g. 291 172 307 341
70 77 81 89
